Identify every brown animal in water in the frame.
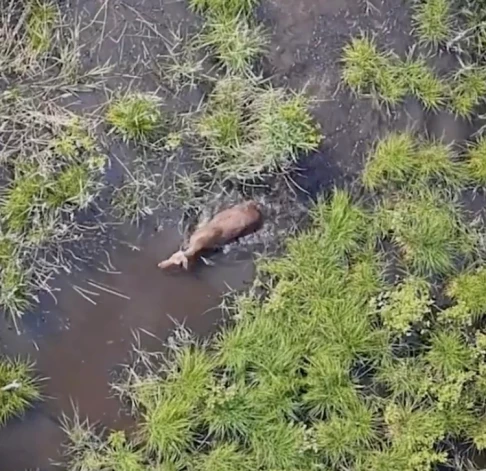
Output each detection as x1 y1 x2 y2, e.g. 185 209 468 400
158 201 263 270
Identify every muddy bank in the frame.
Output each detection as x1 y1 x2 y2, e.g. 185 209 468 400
0 221 255 471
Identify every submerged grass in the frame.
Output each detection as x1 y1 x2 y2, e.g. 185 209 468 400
0 357 40 425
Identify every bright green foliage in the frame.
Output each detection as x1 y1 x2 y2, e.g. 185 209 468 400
402 58 446 110
446 268 486 323
427 329 476 376
61 187 486 471
107 93 163 142
413 0 452 46
380 188 475 275
341 36 388 93
0 357 40 425
363 132 417 189
310 402 377 465
103 431 145 471
379 277 431 333
139 396 195 460
466 137 486 185
449 67 486 117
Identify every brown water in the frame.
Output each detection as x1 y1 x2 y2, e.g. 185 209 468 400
0 224 255 471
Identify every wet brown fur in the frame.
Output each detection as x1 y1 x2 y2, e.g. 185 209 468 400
158 201 263 270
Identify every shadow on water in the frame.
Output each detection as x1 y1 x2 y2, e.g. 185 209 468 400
0 223 255 471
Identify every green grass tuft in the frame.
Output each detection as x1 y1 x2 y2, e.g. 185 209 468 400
201 16 267 73
0 357 40 425
341 36 388 93
138 396 195 460
107 93 163 142
192 442 253 471
449 67 486 118
465 137 486 185
446 268 486 322
413 0 452 46
402 57 446 110
197 78 320 179
363 132 417 190
427 329 476 376
310 401 377 465
380 188 476 275
27 0 58 53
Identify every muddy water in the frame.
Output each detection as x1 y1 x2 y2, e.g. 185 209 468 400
0 224 255 471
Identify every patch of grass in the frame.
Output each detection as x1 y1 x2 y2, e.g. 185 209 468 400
446 268 486 322
0 261 32 325
189 0 259 17
201 15 267 73
107 93 163 142
413 0 452 46
0 357 40 425
249 89 321 167
138 396 196 460
448 67 486 118
310 401 378 465
26 0 58 53
427 329 476 376
378 277 432 333
402 57 446 110
197 78 320 179
363 132 417 190
192 442 253 471
380 188 476 275
363 133 463 190
302 348 359 417
465 137 486 185
414 140 465 185
1 166 47 233
341 36 389 94
377 356 431 400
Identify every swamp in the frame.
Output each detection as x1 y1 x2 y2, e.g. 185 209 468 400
3 0 486 470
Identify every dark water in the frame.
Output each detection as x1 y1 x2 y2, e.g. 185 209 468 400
0 224 255 471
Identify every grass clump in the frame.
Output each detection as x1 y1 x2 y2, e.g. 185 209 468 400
445 268 486 323
197 78 321 179
413 0 452 46
448 67 486 118
363 132 417 189
0 357 40 425
380 188 475 275
363 133 464 190
402 57 446 110
189 0 258 17
427 329 476 375
107 93 163 142
341 36 388 94
26 0 58 53
378 277 432 333
465 137 486 185
201 16 267 73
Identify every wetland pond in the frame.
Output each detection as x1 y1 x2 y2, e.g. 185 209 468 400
0 222 255 471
